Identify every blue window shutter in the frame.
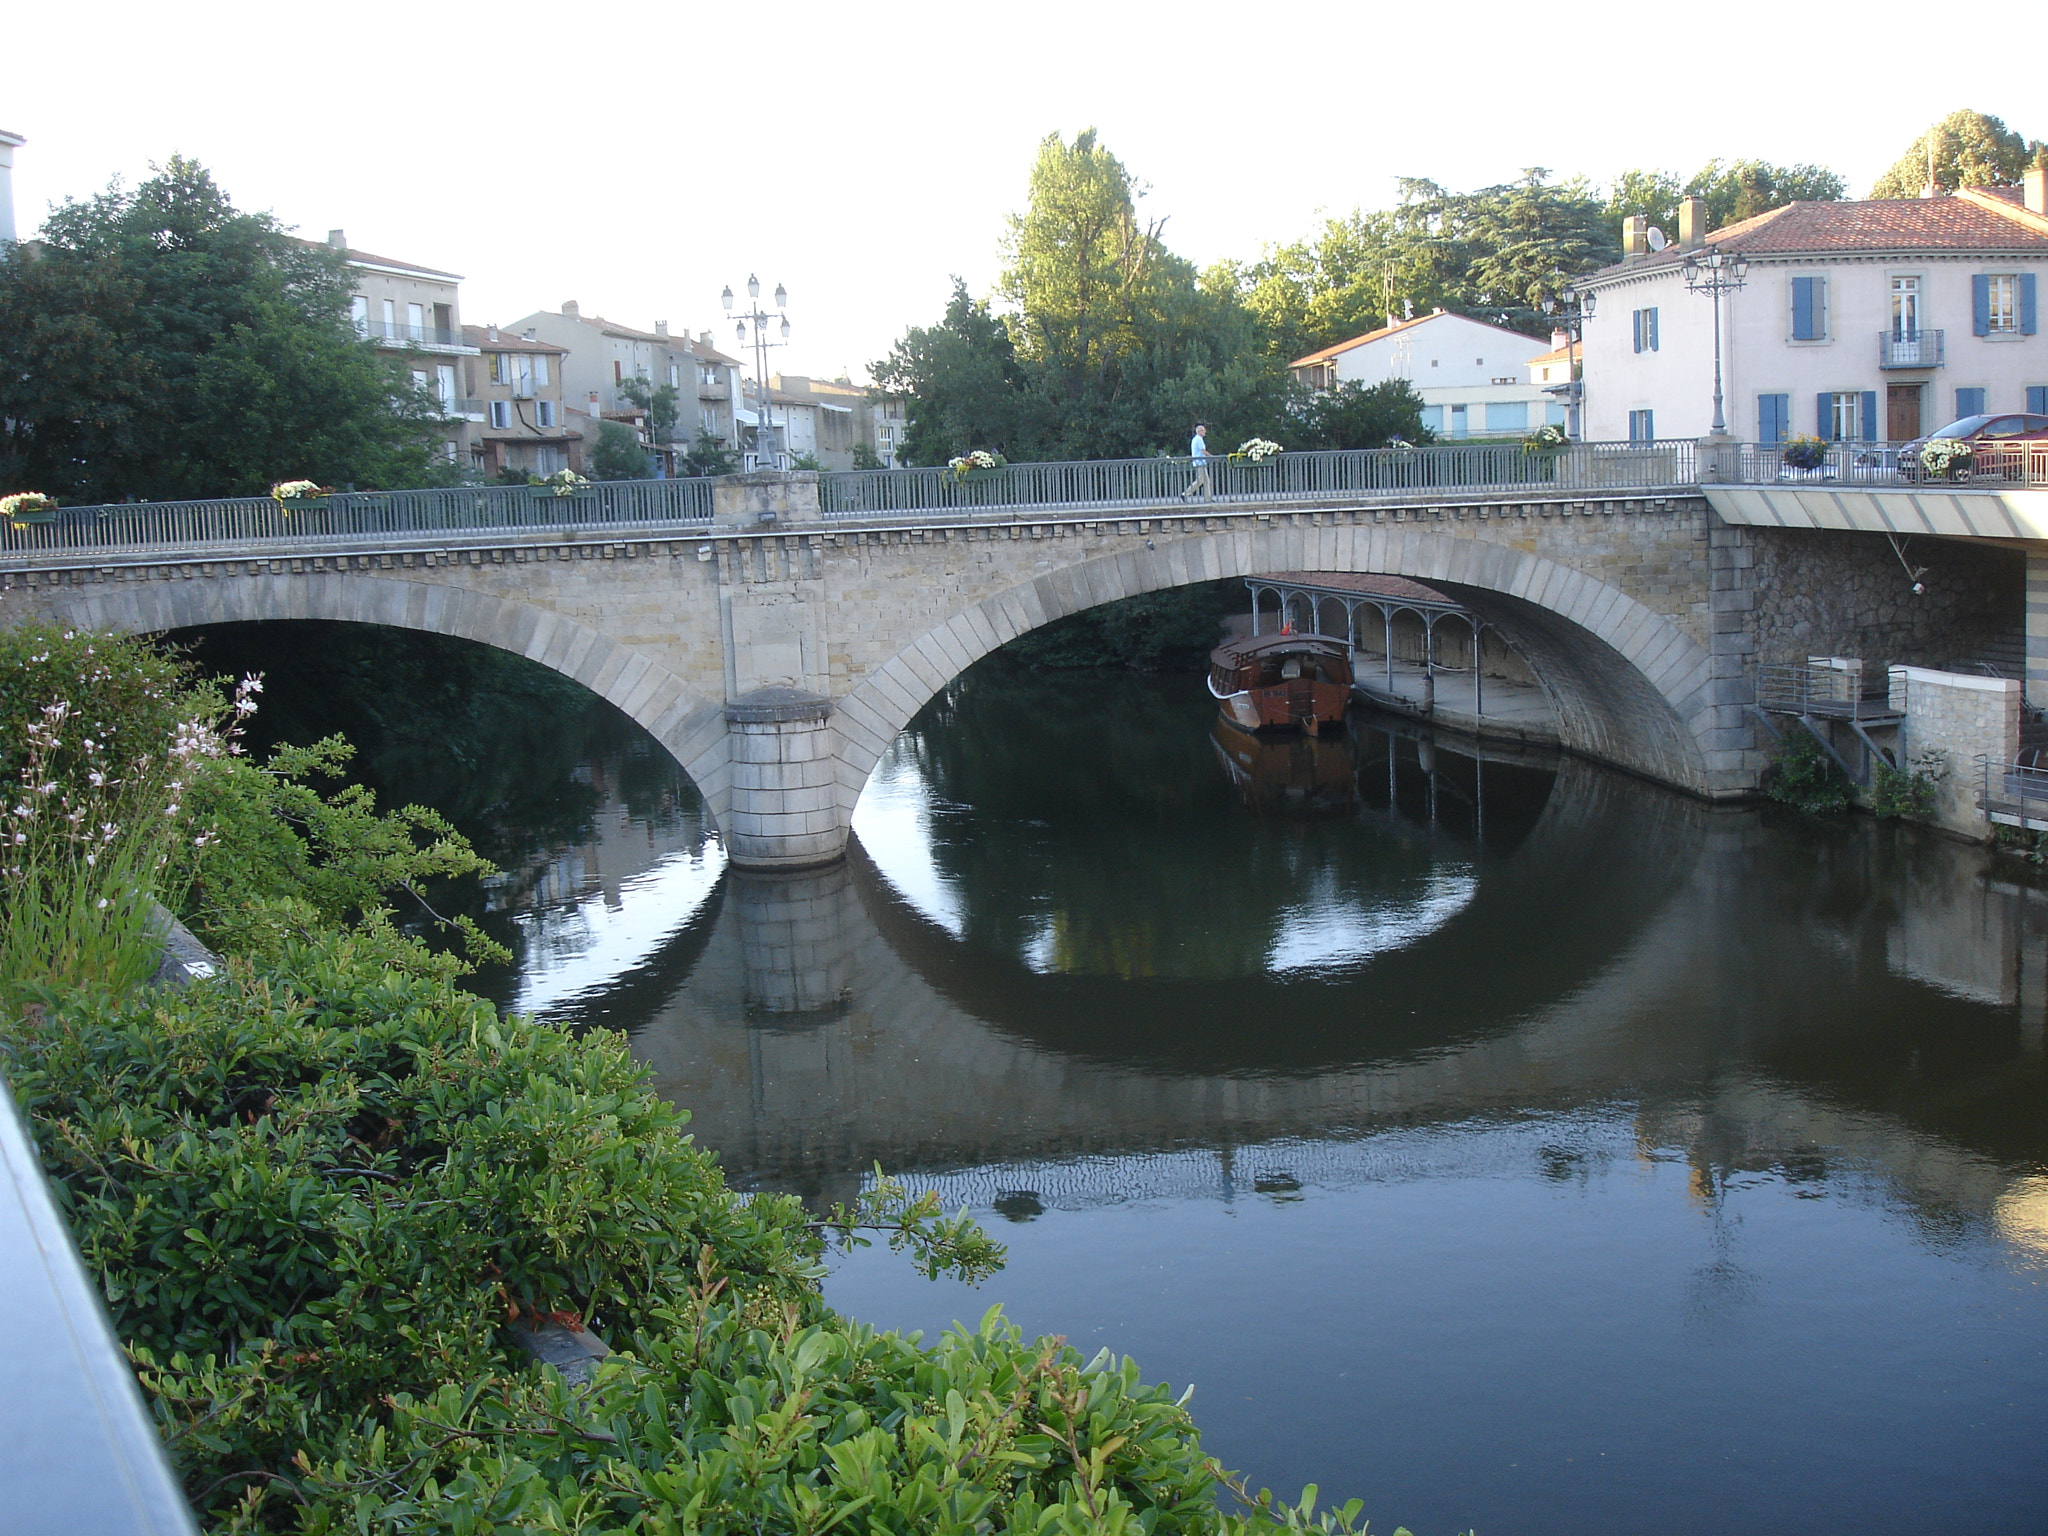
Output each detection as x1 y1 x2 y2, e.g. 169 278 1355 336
1649 308 1660 351
2029 386 2048 414
1632 310 1644 354
1973 275 1991 336
1759 394 1787 443
1861 391 1879 440
2022 274 2038 335
1817 392 1833 437
1957 387 1985 418
1791 278 1812 340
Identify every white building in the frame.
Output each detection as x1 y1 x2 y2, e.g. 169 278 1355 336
0 129 25 247
1289 310 1559 439
326 230 482 461
1573 177 2048 445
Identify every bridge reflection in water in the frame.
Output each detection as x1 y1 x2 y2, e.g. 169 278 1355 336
485 671 2047 1533
494 708 2047 1261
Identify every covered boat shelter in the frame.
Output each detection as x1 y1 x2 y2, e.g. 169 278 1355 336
1248 571 1491 716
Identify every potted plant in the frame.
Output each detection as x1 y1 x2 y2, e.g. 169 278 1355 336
1779 436 1828 472
1920 437 1973 482
1233 437 1283 467
270 478 333 511
528 468 592 498
2 491 58 527
948 450 1007 483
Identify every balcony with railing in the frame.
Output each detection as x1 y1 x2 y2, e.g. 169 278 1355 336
1878 329 1944 369
355 321 476 353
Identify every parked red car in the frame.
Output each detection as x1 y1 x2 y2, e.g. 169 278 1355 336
1897 413 2048 481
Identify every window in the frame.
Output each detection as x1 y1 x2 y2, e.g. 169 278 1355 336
1974 273 2037 336
1758 393 1790 445
1632 308 1659 353
350 296 369 337
1889 275 1921 339
436 364 457 417
1790 275 1828 341
534 357 548 387
488 353 506 385
1628 409 1655 442
1449 404 1468 438
1956 387 1987 418
407 303 425 342
535 400 556 428
383 299 397 333
489 400 512 430
1485 401 1528 433
1418 405 1444 433
1819 390 1877 440
668 364 680 388
1545 402 1566 426
2029 387 2048 415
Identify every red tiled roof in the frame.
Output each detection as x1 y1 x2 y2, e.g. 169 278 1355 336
1585 193 2048 280
462 325 565 354
1258 571 1460 605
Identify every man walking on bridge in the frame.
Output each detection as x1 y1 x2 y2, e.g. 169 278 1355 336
1181 422 1212 502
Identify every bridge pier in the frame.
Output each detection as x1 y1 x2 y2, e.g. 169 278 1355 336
721 690 847 869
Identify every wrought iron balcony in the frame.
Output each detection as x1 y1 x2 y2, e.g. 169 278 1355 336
1878 329 1944 369
356 320 473 352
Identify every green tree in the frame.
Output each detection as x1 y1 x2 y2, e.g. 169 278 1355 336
0 156 446 504
681 428 739 477
1869 109 2044 196
1290 378 1432 451
614 375 680 446
1462 169 1616 320
589 419 649 480
873 277 1041 464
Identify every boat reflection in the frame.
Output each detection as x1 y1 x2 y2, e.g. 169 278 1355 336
1209 716 1356 815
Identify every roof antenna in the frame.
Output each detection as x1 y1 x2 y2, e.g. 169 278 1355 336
1887 533 1928 594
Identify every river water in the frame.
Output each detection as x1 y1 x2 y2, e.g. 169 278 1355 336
442 660 2047 1535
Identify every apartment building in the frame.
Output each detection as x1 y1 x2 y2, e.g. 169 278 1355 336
461 325 577 478
328 230 482 461
1574 176 2048 444
506 303 746 474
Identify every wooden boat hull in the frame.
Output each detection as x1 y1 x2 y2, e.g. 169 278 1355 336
1207 633 1354 735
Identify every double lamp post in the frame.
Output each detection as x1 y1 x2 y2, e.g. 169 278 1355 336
721 275 790 470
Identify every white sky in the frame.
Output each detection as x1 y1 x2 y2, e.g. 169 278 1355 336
5 0 2038 382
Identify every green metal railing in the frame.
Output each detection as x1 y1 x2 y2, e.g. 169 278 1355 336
1 479 716 558
816 441 1698 518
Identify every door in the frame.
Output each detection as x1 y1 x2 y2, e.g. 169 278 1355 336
1886 385 1921 443
1889 276 1920 339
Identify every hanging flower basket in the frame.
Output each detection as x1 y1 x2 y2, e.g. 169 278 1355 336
1779 436 1828 471
948 450 1007 483
271 478 333 513
1919 438 1973 481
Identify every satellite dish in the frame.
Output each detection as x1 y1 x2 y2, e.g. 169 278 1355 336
1646 227 1669 252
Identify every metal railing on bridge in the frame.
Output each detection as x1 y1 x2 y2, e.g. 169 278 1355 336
817 440 1699 517
0 479 717 558
8 437 2048 562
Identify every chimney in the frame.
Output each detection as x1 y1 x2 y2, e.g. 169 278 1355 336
522 328 536 342
2026 163 2048 216
654 320 668 337
1677 196 1708 251
587 390 601 418
327 228 347 249
699 330 713 345
487 325 498 342
562 300 580 318
1622 214 1648 262
1551 328 1570 349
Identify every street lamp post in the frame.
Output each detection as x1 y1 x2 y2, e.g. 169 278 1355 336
1681 245 1749 438
1540 285 1596 441
721 275 791 469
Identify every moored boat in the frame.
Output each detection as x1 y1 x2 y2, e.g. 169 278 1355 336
1207 632 1353 734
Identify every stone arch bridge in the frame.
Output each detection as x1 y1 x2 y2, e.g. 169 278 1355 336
5 470 2016 865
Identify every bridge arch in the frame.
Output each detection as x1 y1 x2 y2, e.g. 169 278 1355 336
831 524 1716 810
16 571 735 828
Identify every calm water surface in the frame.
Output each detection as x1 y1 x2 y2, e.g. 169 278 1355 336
470 661 2047 1536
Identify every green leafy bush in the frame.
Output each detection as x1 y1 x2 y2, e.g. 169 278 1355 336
1869 751 1944 821
1763 728 1851 814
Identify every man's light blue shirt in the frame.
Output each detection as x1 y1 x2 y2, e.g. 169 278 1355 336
1190 432 1207 463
